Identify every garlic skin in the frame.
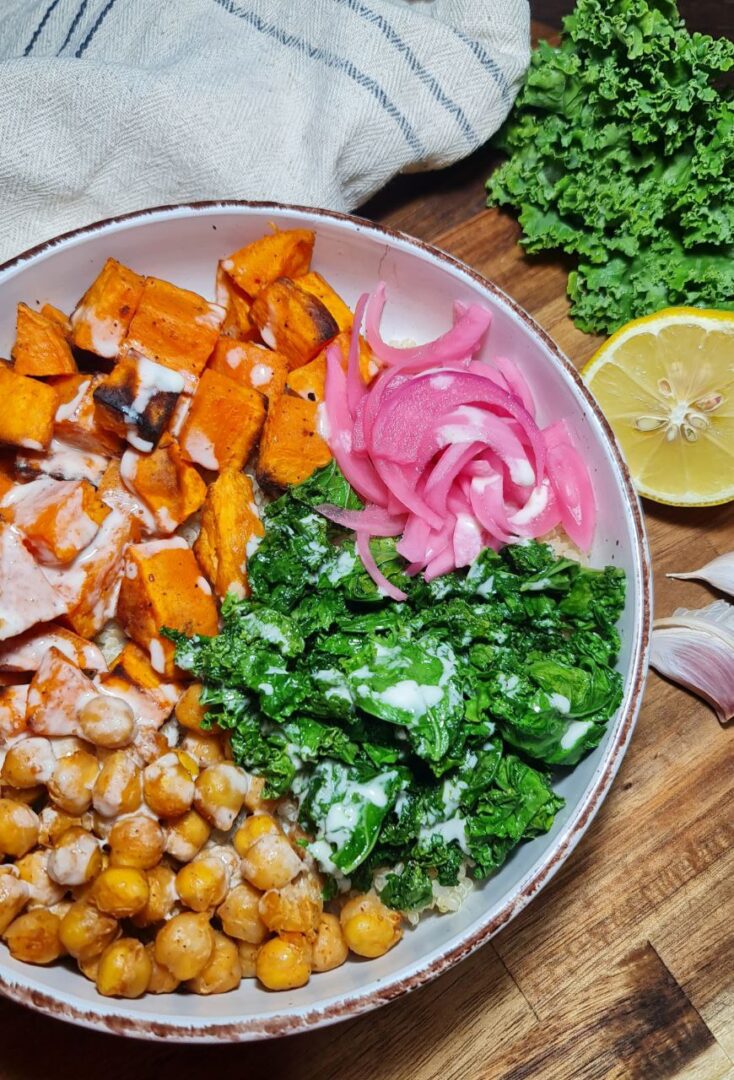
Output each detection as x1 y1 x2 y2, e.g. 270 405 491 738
651 601 734 723
668 552 734 597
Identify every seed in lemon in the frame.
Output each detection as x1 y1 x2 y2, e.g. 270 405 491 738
583 308 734 506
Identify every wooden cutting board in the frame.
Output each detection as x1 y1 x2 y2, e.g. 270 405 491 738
0 10 732 1080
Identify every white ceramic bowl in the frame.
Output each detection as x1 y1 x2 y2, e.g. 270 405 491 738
0 203 651 1041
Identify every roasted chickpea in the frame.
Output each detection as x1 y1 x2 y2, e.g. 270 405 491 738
202 843 241 885
70 852 110 902
311 913 349 972
1 784 46 806
78 694 136 749
163 810 211 863
47 826 103 886
175 856 228 913
78 954 100 982
259 872 323 934
340 893 402 958
186 930 241 995
1 736 55 788
241 832 303 891
96 938 152 998
256 932 311 991
48 749 99 814
237 940 259 979
144 941 180 994
243 774 273 813
59 900 119 961
92 751 142 817
0 798 40 857
180 731 225 767
131 726 170 766
154 912 214 981
216 881 268 944
38 806 89 847
0 871 30 934
232 813 278 857
3 909 64 964
194 764 249 831
108 815 165 870
143 753 195 818
131 864 178 928
91 867 149 918
174 683 210 733
15 848 66 907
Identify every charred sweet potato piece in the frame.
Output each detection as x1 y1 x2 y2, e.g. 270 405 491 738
12 303 77 377
53 374 125 456
207 338 287 404
257 396 331 488
294 273 352 333
70 257 145 359
0 477 108 564
179 369 266 472
117 538 219 677
15 439 108 487
194 469 264 600
0 523 68 641
119 436 207 534
221 229 314 298
250 278 339 370
27 647 96 737
44 509 133 639
285 330 377 403
121 278 224 380
93 355 185 452
0 362 58 451
40 305 71 336
0 624 106 674
0 685 29 740
215 263 257 340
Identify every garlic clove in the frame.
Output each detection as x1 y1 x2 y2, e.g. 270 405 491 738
651 600 734 723
667 552 734 598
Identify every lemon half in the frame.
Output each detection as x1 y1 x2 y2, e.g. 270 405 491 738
583 308 734 506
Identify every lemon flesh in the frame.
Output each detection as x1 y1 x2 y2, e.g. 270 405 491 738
583 308 734 506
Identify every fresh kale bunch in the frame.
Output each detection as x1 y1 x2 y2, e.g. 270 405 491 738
167 463 626 911
486 0 734 334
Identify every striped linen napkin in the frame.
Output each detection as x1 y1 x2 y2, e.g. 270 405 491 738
0 0 529 262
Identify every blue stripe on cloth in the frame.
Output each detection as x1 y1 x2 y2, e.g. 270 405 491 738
57 0 91 55
451 28 511 106
335 0 479 148
23 0 63 56
213 0 425 156
75 0 119 57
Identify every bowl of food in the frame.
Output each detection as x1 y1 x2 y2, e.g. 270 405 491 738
0 202 651 1041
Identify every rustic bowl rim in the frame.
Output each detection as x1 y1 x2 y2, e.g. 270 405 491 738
0 200 652 1042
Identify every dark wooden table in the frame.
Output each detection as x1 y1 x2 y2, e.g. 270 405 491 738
2 3 733 1078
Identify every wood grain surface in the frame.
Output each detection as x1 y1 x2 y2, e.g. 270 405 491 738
1 4 732 1078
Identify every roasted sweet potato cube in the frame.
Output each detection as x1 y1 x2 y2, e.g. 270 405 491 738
286 330 377 403
0 685 29 740
95 667 181 729
107 642 183 720
0 523 68 641
27 647 96 737
0 477 108 564
15 439 108 487
215 263 257 340
117 538 219 676
0 455 15 500
257 396 331 488
41 305 71 335
0 362 58 451
207 338 287 404
53 373 125 456
121 277 224 380
195 469 264 600
93 355 184 451
0 624 106 674
43 509 133 639
250 278 339 370
179 369 266 472
98 460 152 538
70 257 145 358
222 229 314 297
295 273 353 333
12 303 77 377
119 436 207 534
